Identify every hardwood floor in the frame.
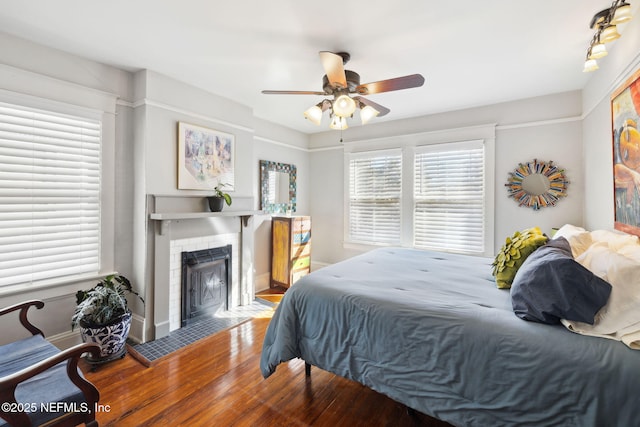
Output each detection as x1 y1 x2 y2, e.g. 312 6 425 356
81 301 452 426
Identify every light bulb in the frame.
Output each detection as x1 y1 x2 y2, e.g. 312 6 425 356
600 25 621 43
360 105 380 125
303 105 323 126
583 58 599 72
588 43 607 59
332 94 356 117
611 4 632 25
330 115 348 130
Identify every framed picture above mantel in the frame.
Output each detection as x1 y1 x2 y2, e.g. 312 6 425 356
177 122 235 190
611 67 640 237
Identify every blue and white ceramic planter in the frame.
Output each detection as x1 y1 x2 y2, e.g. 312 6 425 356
80 311 131 363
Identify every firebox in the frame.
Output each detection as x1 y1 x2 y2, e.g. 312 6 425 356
181 245 232 327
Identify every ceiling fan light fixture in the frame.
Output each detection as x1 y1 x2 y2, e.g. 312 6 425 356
262 51 424 129
304 104 324 126
360 105 380 125
611 3 633 25
329 115 348 130
333 94 357 117
600 24 621 43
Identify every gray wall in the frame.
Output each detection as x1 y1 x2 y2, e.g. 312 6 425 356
0 32 132 346
252 118 310 290
1 11 638 345
582 12 640 230
0 32 308 346
308 91 584 264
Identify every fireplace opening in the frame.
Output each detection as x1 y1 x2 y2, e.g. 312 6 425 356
181 245 232 327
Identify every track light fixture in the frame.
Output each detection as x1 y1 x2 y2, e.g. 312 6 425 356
583 1 633 72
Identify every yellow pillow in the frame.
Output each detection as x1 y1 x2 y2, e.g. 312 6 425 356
492 227 548 289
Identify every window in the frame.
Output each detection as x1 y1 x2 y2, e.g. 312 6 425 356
0 101 102 288
348 150 402 244
346 140 488 255
414 141 485 254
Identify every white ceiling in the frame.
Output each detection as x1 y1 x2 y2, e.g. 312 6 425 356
0 1 627 133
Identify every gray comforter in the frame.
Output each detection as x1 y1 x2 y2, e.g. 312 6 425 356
260 247 640 427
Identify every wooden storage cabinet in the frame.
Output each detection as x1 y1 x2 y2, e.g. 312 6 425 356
271 216 311 288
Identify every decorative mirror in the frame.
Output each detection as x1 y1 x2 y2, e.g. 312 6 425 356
260 160 297 213
505 159 569 210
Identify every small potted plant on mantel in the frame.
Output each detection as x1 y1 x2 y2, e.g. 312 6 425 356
72 274 144 365
208 183 233 212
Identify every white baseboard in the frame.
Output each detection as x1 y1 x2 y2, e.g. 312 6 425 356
48 329 82 350
311 261 330 271
129 313 145 344
255 265 331 293
255 272 270 293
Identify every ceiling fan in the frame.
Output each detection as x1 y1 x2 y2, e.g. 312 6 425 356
262 51 425 130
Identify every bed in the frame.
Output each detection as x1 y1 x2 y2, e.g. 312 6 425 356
260 246 640 427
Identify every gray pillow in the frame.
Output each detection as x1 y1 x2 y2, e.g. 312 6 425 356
510 237 612 325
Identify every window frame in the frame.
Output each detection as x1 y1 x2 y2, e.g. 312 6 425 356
346 148 403 246
343 125 495 257
413 140 486 254
0 87 116 297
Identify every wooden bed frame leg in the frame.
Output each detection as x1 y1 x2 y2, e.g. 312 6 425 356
305 362 311 377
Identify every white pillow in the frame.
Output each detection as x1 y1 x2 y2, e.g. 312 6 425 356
553 224 592 258
554 223 586 237
590 229 639 251
618 243 640 263
566 244 640 340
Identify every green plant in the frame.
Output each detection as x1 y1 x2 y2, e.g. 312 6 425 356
72 274 144 330
214 183 232 206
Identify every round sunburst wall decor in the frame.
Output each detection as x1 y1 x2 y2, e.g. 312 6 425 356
505 159 569 210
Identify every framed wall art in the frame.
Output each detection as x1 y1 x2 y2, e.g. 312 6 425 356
611 67 640 237
177 122 234 190
259 160 297 213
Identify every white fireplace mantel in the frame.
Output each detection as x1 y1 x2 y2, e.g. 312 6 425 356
146 194 260 341
149 210 260 234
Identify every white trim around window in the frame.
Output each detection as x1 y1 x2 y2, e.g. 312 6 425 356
413 140 485 254
0 101 102 288
0 80 116 296
346 149 403 245
344 124 495 257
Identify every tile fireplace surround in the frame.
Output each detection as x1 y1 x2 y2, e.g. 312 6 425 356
148 194 260 341
170 236 237 331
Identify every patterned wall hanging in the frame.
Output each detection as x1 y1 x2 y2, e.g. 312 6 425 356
505 159 569 210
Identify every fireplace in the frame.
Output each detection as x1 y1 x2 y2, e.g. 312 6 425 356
147 194 256 341
181 245 232 327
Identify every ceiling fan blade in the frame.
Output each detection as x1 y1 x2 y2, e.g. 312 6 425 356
262 90 326 95
354 96 390 117
356 74 425 95
319 51 347 88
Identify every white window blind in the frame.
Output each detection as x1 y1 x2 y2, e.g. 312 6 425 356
348 151 402 244
0 101 101 288
414 142 484 254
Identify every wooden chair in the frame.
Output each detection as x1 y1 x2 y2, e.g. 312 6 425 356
0 300 100 427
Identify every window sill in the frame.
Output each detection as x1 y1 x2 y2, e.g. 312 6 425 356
343 241 399 252
0 273 115 299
